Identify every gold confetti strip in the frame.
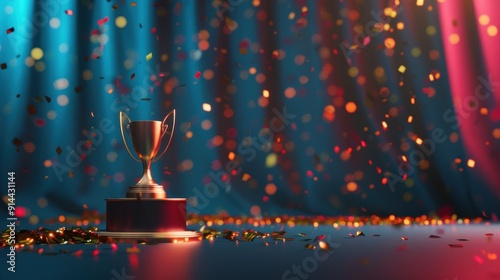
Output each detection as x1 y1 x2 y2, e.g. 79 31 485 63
1 227 99 247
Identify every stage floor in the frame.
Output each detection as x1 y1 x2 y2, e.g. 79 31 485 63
2 224 499 280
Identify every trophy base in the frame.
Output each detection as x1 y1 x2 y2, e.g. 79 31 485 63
126 184 166 199
97 230 202 243
106 198 186 232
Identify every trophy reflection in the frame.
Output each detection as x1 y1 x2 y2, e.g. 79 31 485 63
119 110 175 199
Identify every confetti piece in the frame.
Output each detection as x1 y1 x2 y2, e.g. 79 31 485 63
27 104 37 115
314 153 320 163
151 27 157 34
429 235 441 238
298 233 307 237
222 230 238 241
140 98 151 101
194 71 201 79
314 234 325 241
356 231 365 237
131 2 137 6
12 138 22 147
242 230 265 242
401 236 408 240
457 238 469 241
271 231 286 238
45 96 51 103
146 53 153 61
473 255 483 264
485 233 494 236
363 36 370 46
130 73 135 80
56 146 62 155
305 244 316 250
372 234 381 237
398 65 406 73
74 85 83 93
1 63 7 70
6 27 14 34
467 159 475 168
448 244 463 248
487 253 497 260
112 4 119 10
65 10 73 16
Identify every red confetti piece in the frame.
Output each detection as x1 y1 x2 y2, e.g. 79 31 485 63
448 244 463 248
151 27 157 34
92 249 99 256
65 10 73 16
6 27 14 34
429 235 441 238
12 138 22 147
34 118 46 127
363 36 370 46
473 255 483 264
313 234 325 241
27 104 37 115
194 71 201 79
1 63 7 70
401 236 408 240
72 249 83 257
485 233 494 236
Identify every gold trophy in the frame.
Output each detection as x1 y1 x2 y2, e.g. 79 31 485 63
119 110 175 199
100 110 201 242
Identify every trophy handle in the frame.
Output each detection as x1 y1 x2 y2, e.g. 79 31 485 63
119 111 141 162
152 109 176 162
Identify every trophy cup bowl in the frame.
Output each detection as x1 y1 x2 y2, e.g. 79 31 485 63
121 113 172 199
100 110 201 242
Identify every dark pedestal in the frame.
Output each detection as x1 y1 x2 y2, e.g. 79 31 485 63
106 198 186 232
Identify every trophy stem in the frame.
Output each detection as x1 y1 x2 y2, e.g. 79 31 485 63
126 158 166 199
138 159 156 185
